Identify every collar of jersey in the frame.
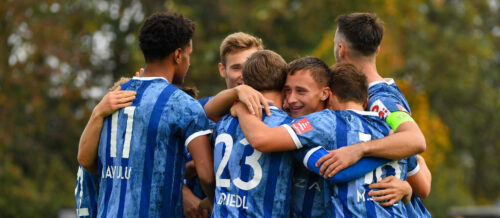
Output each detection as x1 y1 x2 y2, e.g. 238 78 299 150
368 78 395 88
262 105 280 111
347 109 379 117
132 76 169 82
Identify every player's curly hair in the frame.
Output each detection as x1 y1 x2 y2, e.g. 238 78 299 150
336 12 384 56
139 12 195 62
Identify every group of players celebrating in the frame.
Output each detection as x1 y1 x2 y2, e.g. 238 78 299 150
75 11 432 217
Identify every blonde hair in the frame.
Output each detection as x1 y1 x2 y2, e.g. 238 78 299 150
220 32 263 66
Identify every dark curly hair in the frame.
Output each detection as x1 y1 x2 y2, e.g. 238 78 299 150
139 12 195 62
336 13 384 56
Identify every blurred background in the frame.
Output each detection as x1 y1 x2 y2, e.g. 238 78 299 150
1 0 500 217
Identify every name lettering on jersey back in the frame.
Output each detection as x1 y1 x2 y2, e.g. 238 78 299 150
294 178 321 192
370 99 390 120
217 192 249 209
291 118 313 135
102 165 132 180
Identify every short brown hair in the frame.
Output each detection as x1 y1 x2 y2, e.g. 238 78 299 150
329 63 368 104
242 50 287 92
288 57 331 87
336 12 384 56
220 32 264 66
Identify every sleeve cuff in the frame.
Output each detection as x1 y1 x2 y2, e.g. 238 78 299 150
282 124 302 149
407 163 420 177
302 146 322 168
185 130 212 147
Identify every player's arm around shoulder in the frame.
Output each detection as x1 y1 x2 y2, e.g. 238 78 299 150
231 102 296 152
78 86 136 173
361 111 426 160
204 85 271 122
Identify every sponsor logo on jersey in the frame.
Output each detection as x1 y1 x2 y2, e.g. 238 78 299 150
292 118 313 135
370 99 390 120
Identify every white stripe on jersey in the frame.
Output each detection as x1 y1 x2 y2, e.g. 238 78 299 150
303 146 322 168
407 163 420 177
185 130 212 147
282 124 302 149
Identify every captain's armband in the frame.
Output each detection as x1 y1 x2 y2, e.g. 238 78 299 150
386 111 415 131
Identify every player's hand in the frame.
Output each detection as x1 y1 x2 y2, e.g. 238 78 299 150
235 84 272 118
199 197 212 217
94 86 136 117
135 68 144 77
315 143 364 178
183 187 203 218
184 160 197 179
368 176 412 206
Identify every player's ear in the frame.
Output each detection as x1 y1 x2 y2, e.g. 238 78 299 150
320 86 331 101
375 46 380 56
339 43 346 58
218 62 227 78
174 48 183 64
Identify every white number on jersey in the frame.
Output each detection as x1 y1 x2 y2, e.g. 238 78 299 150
110 106 136 158
215 134 263 190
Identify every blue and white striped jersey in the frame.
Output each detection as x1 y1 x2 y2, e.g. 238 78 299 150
368 78 430 217
284 109 408 217
97 77 211 218
212 106 295 218
75 166 99 218
367 78 412 120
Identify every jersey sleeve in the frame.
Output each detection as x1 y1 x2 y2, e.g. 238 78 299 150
295 147 391 183
176 98 212 147
407 155 420 177
369 93 410 121
282 111 337 149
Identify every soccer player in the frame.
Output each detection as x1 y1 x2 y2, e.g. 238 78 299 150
330 12 431 217
77 12 214 217
184 32 265 217
229 62 409 217
209 49 298 217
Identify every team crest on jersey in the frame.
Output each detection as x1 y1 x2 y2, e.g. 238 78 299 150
370 99 390 120
292 118 313 135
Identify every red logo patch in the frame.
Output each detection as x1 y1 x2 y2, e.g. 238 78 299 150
291 118 313 135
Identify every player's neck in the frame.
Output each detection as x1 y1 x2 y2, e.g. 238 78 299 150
334 101 364 111
142 60 175 83
260 91 283 110
355 59 383 83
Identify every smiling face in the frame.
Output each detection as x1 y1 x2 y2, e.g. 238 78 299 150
284 69 329 118
219 47 259 89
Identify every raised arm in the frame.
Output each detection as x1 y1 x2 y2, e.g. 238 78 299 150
204 85 270 122
77 87 136 173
